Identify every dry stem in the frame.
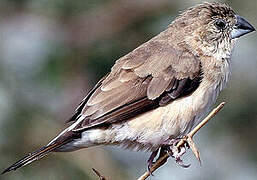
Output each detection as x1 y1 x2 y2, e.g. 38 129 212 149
137 102 226 180
92 168 107 180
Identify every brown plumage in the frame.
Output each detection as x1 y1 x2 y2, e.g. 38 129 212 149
73 40 201 131
2 2 255 175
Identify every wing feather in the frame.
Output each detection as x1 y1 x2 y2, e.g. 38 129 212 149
69 40 202 131
147 76 172 100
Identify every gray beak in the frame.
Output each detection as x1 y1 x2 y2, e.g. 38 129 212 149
231 15 255 39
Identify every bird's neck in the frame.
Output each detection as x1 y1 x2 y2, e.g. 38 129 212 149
181 34 234 91
160 28 233 91
183 32 236 59
201 55 231 92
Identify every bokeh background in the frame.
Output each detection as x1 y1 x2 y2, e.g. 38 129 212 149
0 0 257 179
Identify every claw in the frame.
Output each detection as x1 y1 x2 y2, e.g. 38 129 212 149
147 135 201 173
161 138 192 168
175 157 191 168
170 144 191 168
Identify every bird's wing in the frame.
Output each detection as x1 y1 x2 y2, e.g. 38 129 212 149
71 40 202 131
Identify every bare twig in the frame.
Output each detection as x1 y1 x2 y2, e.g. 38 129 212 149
137 102 226 180
92 168 107 180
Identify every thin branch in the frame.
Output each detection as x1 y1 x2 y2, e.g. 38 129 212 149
92 168 107 180
188 102 226 137
137 102 226 180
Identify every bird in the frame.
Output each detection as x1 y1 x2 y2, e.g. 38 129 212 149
2 2 255 174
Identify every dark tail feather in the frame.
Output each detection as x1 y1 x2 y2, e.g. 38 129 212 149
2 141 66 175
1 130 80 175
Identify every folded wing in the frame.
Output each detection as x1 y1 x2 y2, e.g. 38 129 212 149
70 40 202 131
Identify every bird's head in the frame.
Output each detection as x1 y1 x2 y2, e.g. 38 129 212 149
172 2 255 58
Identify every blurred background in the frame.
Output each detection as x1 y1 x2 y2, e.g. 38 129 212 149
0 0 257 179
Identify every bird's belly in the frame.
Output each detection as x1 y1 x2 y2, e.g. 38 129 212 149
73 80 221 151
104 82 220 150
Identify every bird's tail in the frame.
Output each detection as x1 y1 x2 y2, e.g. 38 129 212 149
2 131 79 174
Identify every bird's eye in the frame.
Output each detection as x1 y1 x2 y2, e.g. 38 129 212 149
214 19 227 30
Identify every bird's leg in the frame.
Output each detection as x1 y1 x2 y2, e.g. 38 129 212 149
146 136 200 175
147 135 201 173
147 146 171 175
154 146 169 166
157 146 168 160
171 135 201 166
161 138 191 168
147 149 159 175
170 145 190 168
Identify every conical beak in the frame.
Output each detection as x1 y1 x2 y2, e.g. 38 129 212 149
231 15 255 39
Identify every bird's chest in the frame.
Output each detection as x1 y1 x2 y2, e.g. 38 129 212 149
161 58 231 136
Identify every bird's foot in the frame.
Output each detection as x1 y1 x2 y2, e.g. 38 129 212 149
161 136 199 168
168 135 201 166
164 140 190 168
147 149 159 175
147 135 201 174
147 147 169 176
